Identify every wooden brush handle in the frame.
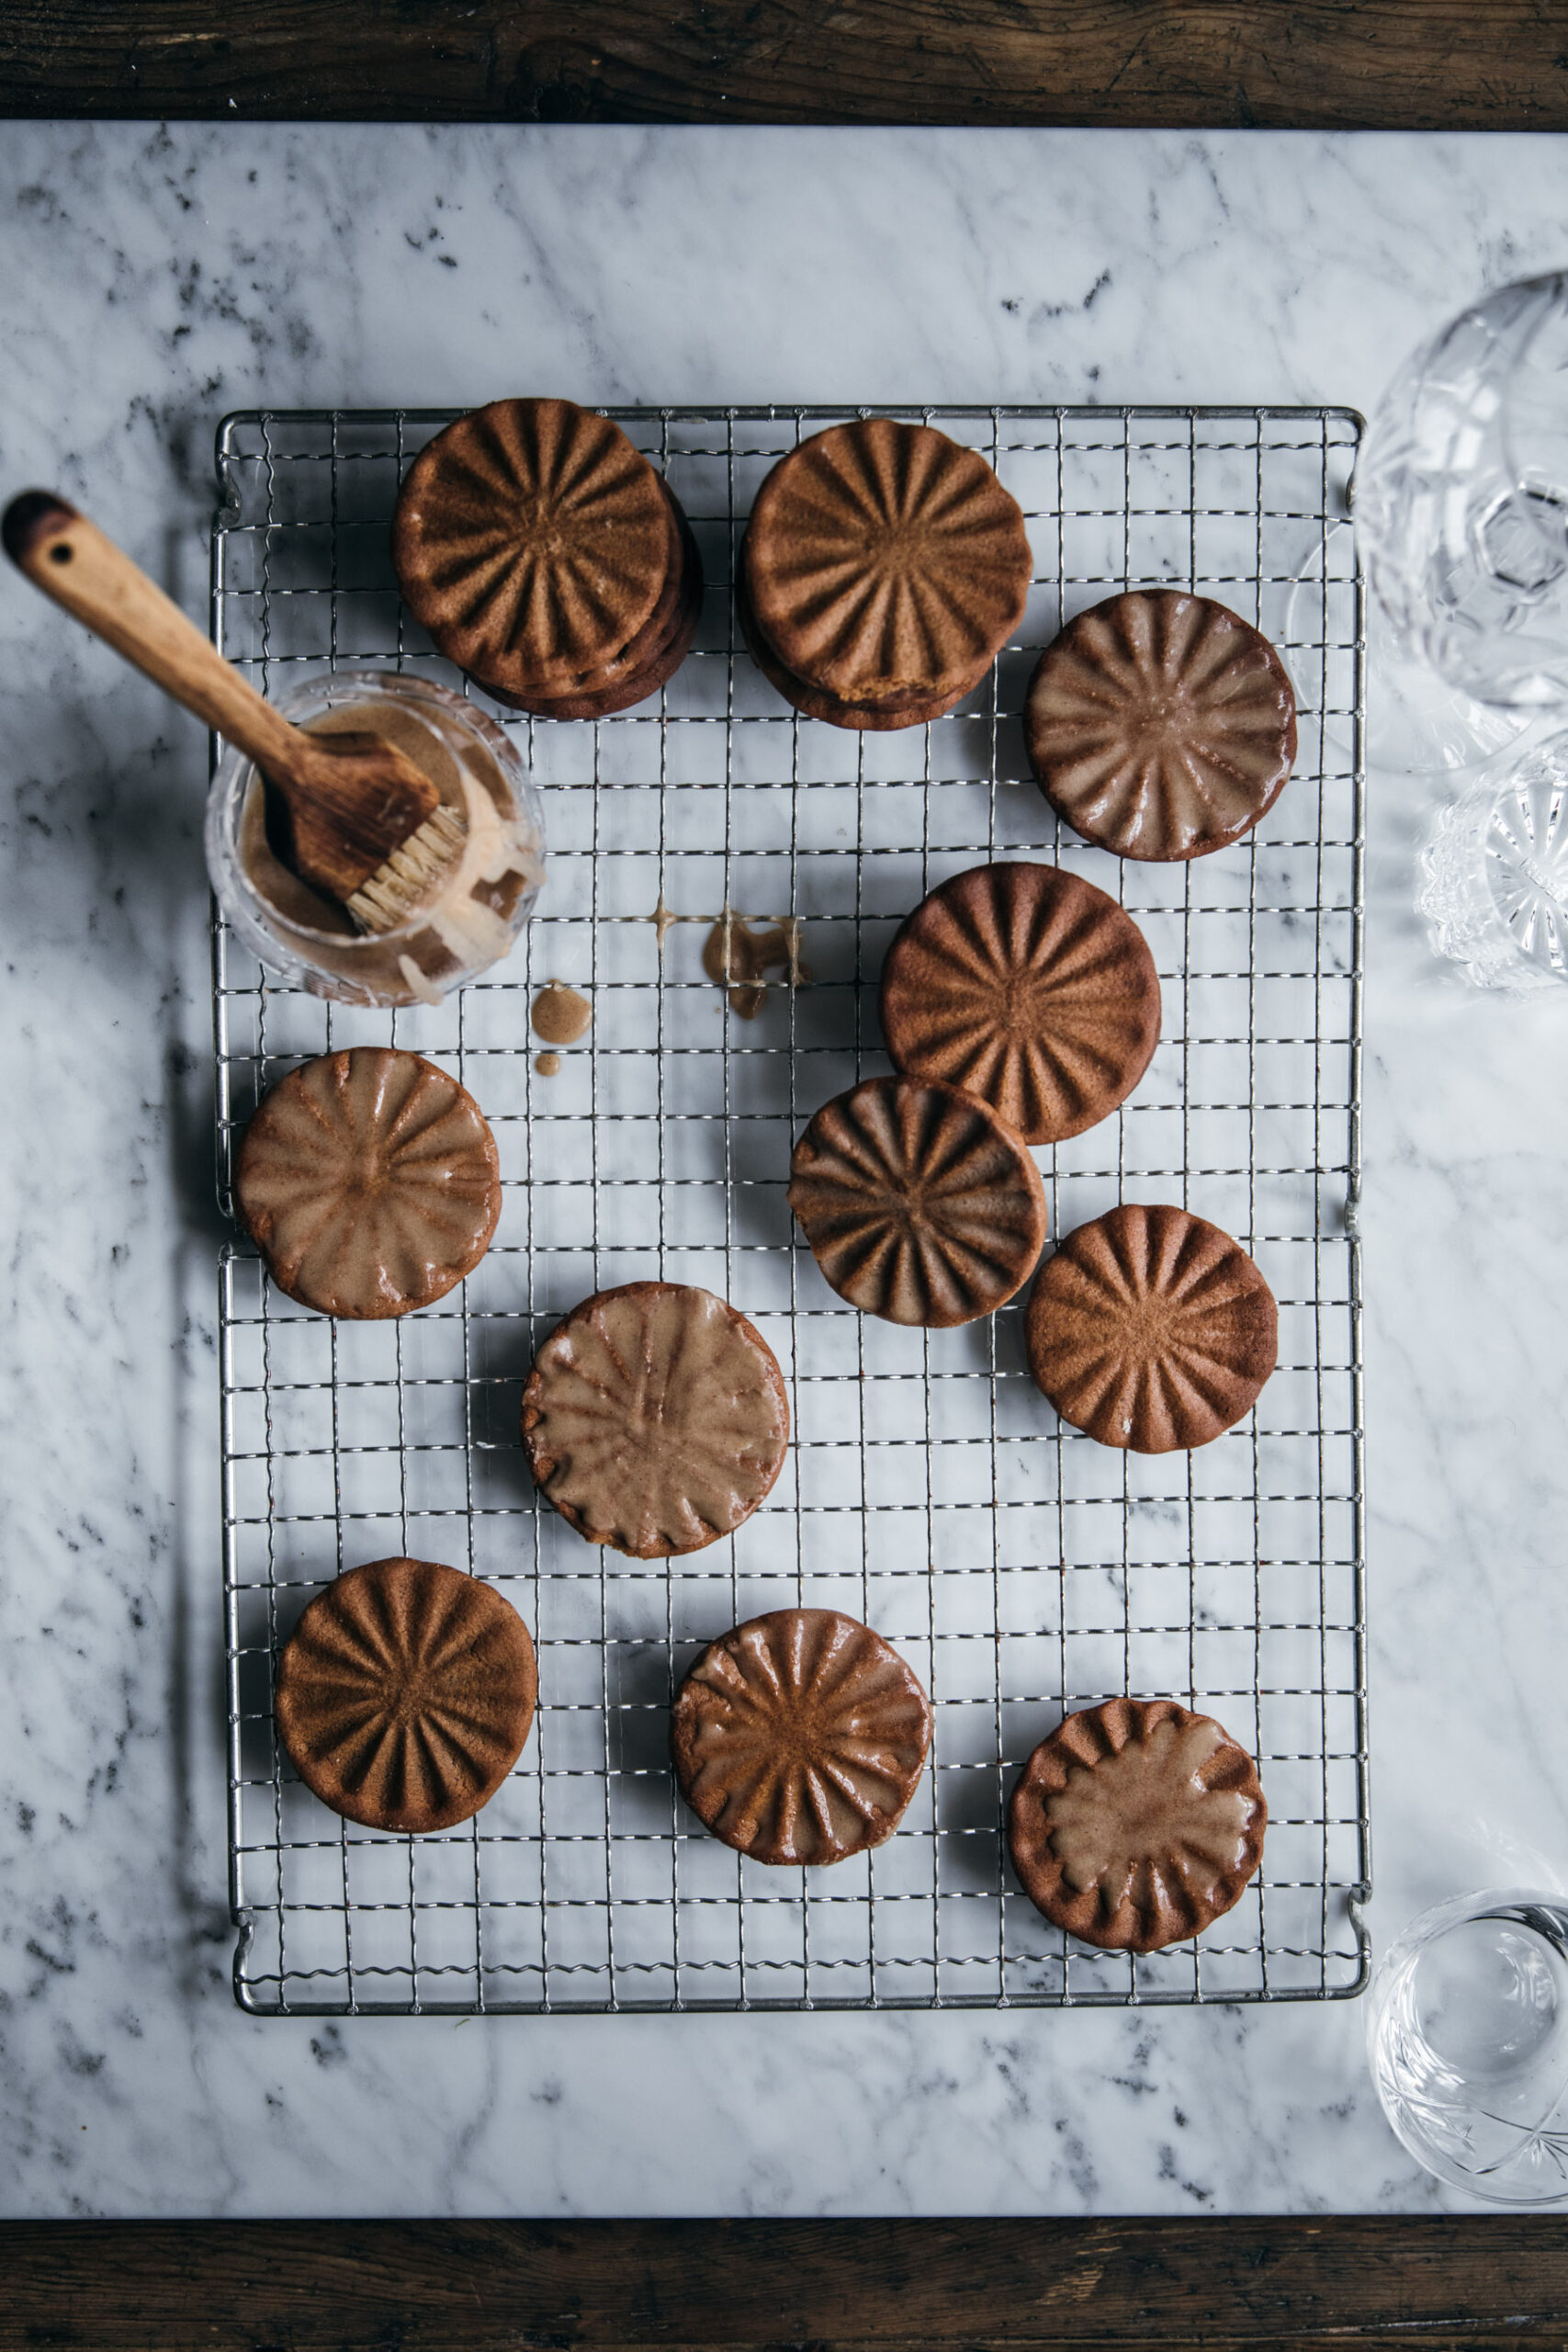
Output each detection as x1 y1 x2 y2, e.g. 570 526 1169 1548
2 491 308 781
5 488 446 910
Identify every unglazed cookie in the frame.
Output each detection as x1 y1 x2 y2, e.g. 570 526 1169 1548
1008 1698 1267 1951
391 399 701 713
740 419 1032 729
1024 590 1297 861
234 1047 502 1318
671 1609 931 1865
480 495 705 720
735 566 993 733
520 1282 790 1558
1025 1204 1277 1452
788 1075 1047 1328
879 862 1162 1145
274 1557 537 1835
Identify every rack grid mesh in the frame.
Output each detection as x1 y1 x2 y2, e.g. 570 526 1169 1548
213 403 1369 2015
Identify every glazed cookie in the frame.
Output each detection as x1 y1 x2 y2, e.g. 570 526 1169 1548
521 1282 790 1558
1024 590 1297 860
1008 1697 1267 1951
234 1046 502 1319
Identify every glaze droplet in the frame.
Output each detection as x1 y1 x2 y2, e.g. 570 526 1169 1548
650 892 683 956
531 981 592 1046
702 908 809 1017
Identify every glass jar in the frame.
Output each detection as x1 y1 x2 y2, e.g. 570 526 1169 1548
205 667 545 1007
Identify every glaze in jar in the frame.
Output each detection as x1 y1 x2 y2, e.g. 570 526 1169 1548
206 668 545 1007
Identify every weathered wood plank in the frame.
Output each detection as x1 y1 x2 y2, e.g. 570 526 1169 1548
2 0 1566 128
4 2216 1568 2348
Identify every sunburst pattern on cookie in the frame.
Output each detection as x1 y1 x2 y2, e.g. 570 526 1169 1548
1008 1698 1267 1951
275 1557 537 1834
235 1048 501 1319
521 1283 790 1559
880 863 1162 1143
671 1610 931 1865
392 398 674 690
1025 591 1297 861
788 1076 1047 1327
482 503 703 718
745 419 1032 705
1025 1204 1276 1452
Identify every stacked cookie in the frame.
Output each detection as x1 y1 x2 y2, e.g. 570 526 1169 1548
392 396 703 719
739 418 1032 729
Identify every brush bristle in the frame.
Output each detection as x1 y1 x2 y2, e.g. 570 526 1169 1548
346 803 468 933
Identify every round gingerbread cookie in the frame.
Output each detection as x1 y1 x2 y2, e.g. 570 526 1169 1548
741 418 1032 726
879 862 1162 1145
275 1557 537 1835
672 1609 931 1865
735 564 994 732
234 1047 502 1319
521 1282 790 1559
1024 590 1297 861
391 398 688 703
1025 1204 1277 1452
788 1075 1047 1328
482 493 705 720
1008 1697 1267 1951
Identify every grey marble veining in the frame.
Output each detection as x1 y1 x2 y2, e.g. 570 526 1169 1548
3 122 1568 2217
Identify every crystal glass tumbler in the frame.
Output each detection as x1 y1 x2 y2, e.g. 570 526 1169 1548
1416 729 1568 989
1357 273 1568 708
207 668 545 1008
1369 1890 1568 2203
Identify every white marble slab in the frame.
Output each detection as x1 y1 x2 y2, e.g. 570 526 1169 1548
3 121 1568 2218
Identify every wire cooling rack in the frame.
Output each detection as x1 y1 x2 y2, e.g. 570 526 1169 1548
214 403 1369 2015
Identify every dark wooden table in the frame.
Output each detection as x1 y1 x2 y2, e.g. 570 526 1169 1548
2 0 1566 127
6 2214 1568 2346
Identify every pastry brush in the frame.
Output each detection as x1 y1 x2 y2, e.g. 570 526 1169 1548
2 490 467 932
